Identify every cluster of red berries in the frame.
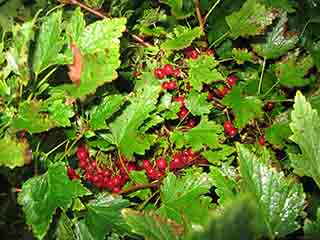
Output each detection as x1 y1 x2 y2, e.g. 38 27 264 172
183 47 214 60
223 120 238 138
67 145 207 193
154 64 181 91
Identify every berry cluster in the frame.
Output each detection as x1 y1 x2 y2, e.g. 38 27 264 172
67 145 207 193
172 95 197 127
154 64 181 91
223 120 238 138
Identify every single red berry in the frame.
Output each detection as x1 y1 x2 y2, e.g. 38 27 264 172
227 127 238 138
226 75 238 86
207 49 214 56
112 186 121 193
154 68 165 79
173 96 185 107
264 101 274 111
258 136 266 146
156 157 167 171
184 47 193 58
178 107 189 119
127 162 137 171
111 175 123 187
142 160 152 169
76 145 88 162
221 86 231 96
190 50 199 59
187 118 197 128
90 160 97 169
102 168 112 177
163 64 174 76
85 172 93 181
67 167 79 180
172 68 181 78
169 157 183 170
223 121 234 131
207 91 214 101
162 82 169 90
166 81 177 90
79 160 87 169
146 167 157 177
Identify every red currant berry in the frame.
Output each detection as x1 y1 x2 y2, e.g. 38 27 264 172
146 167 157 177
221 86 231 96
258 136 266 146
156 157 167 171
207 91 214 101
166 81 177 90
184 47 193 58
227 127 238 138
76 145 88 162
190 50 199 59
163 64 174 76
67 167 79 180
264 101 274 111
102 168 112 177
154 68 165 80
162 82 169 90
79 160 87 169
112 186 121 193
187 118 197 128
207 49 214 56
169 157 183 170
172 68 181 78
226 75 238 86
142 160 152 169
178 107 189 119
223 121 234 131
173 96 185 107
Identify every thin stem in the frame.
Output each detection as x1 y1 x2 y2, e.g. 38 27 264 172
258 57 266 95
58 138 80 161
118 181 159 195
117 148 133 183
209 31 229 48
44 139 68 159
262 80 280 98
137 189 160 211
194 0 204 32
203 0 221 23
218 57 234 63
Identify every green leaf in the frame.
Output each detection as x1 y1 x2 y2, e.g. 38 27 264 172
0 136 28 169
33 10 65 75
56 213 75 240
170 118 224 151
157 171 213 226
187 56 223 91
232 48 255 64
191 196 258 240
84 194 131 239
18 162 90 240
237 144 305 238
304 208 320 239
161 27 202 51
48 100 75 127
202 145 236 164
226 0 278 39
273 52 314 87
12 101 57 133
265 121 292 147
222 87 263 128
160 0 194 19
110 85 161 157
252 13 299 60
66 7 86 44
289 91 320 188
185 90 212 116
209 166 237 205
78 18 127 55
90 95 125 130
84 0 105 9
123 209 182 240
59 16 127 97
310 41 320 69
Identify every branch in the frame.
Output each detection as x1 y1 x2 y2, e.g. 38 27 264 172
61 0 153 48
194 0 204 32
118 181 160 195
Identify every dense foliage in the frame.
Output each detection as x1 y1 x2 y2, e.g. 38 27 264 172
1 0 320 239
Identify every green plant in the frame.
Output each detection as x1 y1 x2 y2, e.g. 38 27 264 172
0 0 320 239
